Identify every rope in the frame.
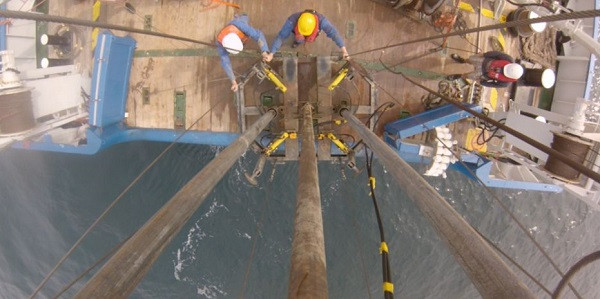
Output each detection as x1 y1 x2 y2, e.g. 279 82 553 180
365 148 394 299
350 9 600 56
552 250 600 298
374 47 444 75
239 163 275 299
426 125 582 298
51 234 133 299
29 96 230 298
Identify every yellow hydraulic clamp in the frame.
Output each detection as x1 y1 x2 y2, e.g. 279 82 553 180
324 133 359 173
328 61 353 91
245 131 294 186
326 133 350 154
263 132 290 156
328 68 349 91
261 62 287 93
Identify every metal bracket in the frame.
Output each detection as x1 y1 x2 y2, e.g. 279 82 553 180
237 62 288 133
244 154 267 186
244 131 296 185
364 76 378 131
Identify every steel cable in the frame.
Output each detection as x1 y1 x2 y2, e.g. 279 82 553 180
239 163 274 299
397 73 600 184
51 234 134 299
425 124 582 297
552 250 600 298
431 131 554 296
0 10 260 57
29 94 231 298
351 9 600 57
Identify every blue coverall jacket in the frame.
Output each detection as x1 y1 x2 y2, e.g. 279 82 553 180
270 12 345 54
217 15 269 82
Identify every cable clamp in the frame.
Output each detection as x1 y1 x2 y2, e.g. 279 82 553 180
383 282 394 294
369 176 376 189
379 241 388 254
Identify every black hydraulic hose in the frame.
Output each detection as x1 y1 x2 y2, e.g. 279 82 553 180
365 150 394 299
351 9 600 56
552 250 600 298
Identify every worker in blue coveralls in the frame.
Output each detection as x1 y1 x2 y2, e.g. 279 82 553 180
266 9 350 61
216 13 272 92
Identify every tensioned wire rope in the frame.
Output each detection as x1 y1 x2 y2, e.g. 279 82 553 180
379 61 600 184
428 126 562 297
239 163 275 299
345 107 562 296
11 5 597 297
0 9 262 57
403 82 585 297
4 8 599 60
349 9 600 57
340 53 584 296
21 5 256 296
51 234 134 299
53 133 270 299
30 95 231 298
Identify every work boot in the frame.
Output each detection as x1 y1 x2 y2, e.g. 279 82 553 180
291 41 300 48
450 53 466 63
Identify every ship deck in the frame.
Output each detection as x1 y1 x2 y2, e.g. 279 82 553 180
50 0 522 136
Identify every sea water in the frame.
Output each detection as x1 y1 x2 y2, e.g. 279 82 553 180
0 142 599 298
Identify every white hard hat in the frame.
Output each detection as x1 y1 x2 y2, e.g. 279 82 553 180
503 63 524 80
222 33 243 54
